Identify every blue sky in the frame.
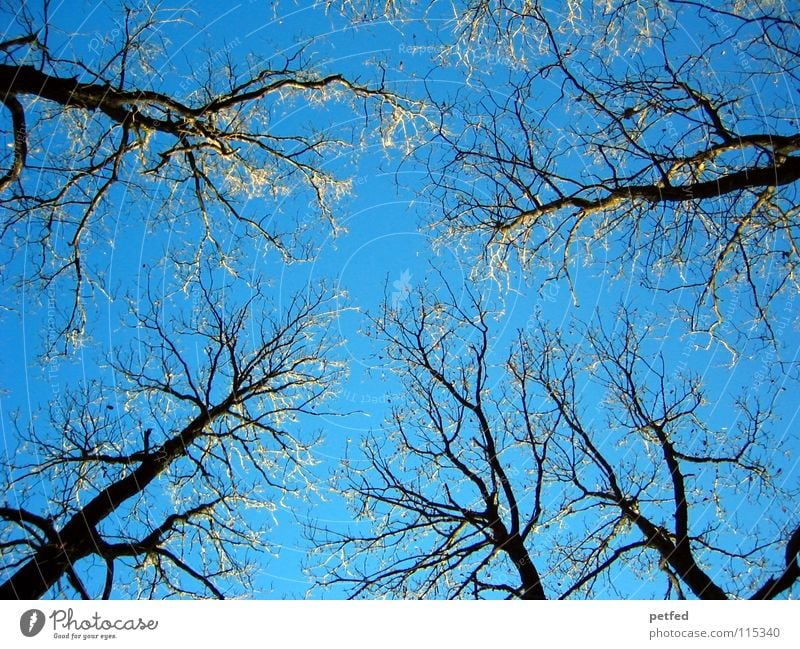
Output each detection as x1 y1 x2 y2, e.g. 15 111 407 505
1 0 799 599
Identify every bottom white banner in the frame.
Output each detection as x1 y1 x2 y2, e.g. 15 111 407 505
1 600 796 648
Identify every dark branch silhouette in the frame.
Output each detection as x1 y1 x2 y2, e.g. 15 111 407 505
313 284 799 599
1 273 341 599
428 1 800 349
0 3 415 344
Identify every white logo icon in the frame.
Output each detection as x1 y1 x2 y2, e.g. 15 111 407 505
20 609 45 637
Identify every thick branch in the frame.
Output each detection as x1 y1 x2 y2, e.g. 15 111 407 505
499 154 800 234
0 93 26 191
750 525 800 599
0 506 59 544
0 63 393 143
0 401 232 599
626 507 727 600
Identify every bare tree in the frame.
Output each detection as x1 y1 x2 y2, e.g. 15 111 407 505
314 283 800 599
0 0 424 600
0 1 414 343
4 0 798 603
426 0 800 348
0 270 342 599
